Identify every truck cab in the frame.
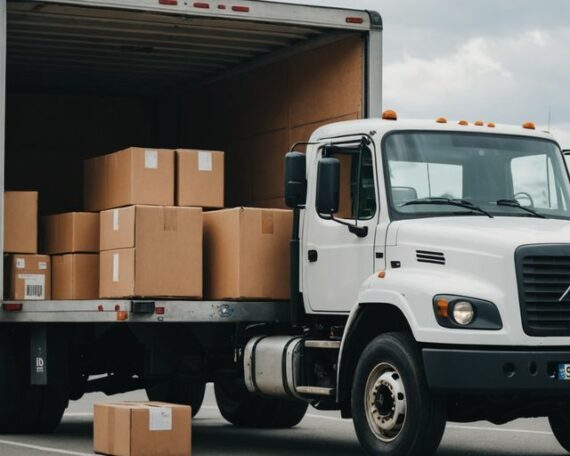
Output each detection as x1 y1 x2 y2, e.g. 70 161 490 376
271 113 570 455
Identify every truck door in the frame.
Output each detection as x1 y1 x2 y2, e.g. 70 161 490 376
302 136 380 313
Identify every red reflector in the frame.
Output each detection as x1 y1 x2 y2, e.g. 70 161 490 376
159 0 178 5
218 4 226 9
97 305 104 312
194 2 210 8
346 17 364 24
156 307 166 315
232 5 250 12
114 304 121 312
3 303 23 312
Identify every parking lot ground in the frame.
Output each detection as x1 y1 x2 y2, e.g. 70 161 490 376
0 387 566 456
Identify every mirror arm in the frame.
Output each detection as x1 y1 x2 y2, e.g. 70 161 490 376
321 214 369 238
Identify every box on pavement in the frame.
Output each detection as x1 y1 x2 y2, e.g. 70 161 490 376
176 149 224 208
4 191 38 254
43 212 99 254
84 147 175 211
93 402 191 456
52 254 99 300
5 254 50 300
99 206 202 298
203 207 292 300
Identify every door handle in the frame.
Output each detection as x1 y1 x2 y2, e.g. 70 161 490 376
308 250 318 262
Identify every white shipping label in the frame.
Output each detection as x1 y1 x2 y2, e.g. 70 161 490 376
16 258 25 269
38 262 48 270
198 151 213 172
149 407 172 431
112 254 120 283
145 149 158 169
19 274 45 300
113 209 119 231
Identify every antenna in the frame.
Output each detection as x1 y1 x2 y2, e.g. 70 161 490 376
548 107 552 131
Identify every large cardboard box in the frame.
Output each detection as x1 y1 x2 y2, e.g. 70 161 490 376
52 254 99 300
99 206 202 298
176 149 224 208
93 402 191 456
4 191 38 254
204 207 292 300
43 212 99 254
84 147 175 211
5 254 50 300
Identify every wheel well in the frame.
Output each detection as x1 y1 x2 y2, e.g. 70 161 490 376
337 303 411 417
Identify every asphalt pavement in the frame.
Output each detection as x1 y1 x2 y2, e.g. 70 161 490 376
0 386 567 456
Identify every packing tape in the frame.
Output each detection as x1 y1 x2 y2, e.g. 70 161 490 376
112 254 120 283
261 212 274 235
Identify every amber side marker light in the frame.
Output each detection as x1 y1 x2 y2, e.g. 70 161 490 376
378 271 386 278
116 311 129 321
436 298 449 318
436 117 448 124
523 121 536 130
382 110 398 121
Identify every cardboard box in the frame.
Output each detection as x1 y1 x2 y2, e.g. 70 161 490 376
84 147 175 211
43 212 99 254
176 149 224 208
4 191 38 254
5 254 50 300
204 207 292 300
93 402 191 456
52 254 99 300
99 206 202 298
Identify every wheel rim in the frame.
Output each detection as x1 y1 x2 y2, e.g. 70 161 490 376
364 362 407 442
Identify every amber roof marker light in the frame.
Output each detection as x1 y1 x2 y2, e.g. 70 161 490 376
523 121 536 130
382 110 398 121
458 120 469 126
436 117 448 124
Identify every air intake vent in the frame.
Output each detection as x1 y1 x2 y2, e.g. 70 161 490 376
416 250 445 265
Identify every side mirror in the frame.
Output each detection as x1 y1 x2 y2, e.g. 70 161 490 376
284 152 307 208
316 157 340 215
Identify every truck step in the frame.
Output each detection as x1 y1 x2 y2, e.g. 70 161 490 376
295 386 335 396
304 340 341 349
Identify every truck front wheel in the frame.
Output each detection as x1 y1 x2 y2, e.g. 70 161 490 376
214 379 308 428
549 413 570 453
351 332 446 456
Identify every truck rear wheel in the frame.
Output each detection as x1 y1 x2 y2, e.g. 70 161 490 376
146 375 206 417
549 413 570 452
214 379 308 428
0 329 68 433
351 332 446 456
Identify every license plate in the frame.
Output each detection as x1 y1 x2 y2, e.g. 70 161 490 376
558 364 570 380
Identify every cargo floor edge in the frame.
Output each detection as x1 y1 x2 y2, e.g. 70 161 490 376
0 300 291 323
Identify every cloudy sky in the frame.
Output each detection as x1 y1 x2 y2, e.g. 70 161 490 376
272 0 570 148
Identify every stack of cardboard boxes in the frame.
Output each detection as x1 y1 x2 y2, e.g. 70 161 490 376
4 146 292 301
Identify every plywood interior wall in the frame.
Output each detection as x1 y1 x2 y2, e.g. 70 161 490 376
181 35 365 208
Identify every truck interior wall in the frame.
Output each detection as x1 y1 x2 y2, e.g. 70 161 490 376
180 35 365 208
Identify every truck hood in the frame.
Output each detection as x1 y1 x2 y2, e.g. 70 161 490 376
391 216 570 255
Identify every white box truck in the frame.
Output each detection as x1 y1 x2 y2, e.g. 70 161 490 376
2 2 570 456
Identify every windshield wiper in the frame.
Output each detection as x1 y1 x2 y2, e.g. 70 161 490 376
496 199 547 219
402 197 494 218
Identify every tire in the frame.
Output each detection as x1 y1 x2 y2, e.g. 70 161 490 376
351 332 446 456
0 329 68 433
549 413 570 453
214 379 308 428
146 375 206 417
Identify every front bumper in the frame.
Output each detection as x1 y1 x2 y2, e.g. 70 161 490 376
423 348 570 392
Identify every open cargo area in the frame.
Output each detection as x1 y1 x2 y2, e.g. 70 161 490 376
6 0 369 218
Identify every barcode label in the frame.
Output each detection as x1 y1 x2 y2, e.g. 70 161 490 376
26 285 43 298
19 274 45 300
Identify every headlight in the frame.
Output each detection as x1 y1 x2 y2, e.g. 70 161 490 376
452 301 475 326
433 295 502 330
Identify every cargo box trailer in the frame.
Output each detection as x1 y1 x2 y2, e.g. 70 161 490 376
5 2 570 456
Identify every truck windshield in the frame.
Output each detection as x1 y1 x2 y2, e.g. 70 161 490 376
384 132 570 220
